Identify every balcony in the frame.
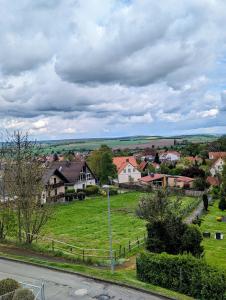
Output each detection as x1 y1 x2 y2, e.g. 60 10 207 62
47 193 65 203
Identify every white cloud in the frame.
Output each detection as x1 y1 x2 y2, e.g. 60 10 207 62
0 0 225 138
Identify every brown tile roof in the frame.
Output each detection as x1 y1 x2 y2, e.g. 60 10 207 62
46 161 94 183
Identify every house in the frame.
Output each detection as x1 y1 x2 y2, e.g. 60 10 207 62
50 161 96 190
113 156 141 183
139 174 166 187
167 176 194 189
151 162 160 170
184 156 202 165
209 152 226 160
159 151 181 162
42 167 69 203
210 158 225 176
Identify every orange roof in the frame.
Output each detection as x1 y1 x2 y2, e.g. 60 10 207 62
139 174 165 182
209 152 226 159
113 156 138 174
175 176 194 183
207 176 221 186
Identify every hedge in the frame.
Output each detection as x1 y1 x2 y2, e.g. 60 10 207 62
0 278 20 299
137 252 226 300
85 185 99 196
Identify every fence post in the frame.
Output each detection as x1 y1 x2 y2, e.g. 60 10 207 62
114 250 117 262
129 240 131 252
119 245 122 257
51 240 54 251
123 247 126 257
82 249 85 262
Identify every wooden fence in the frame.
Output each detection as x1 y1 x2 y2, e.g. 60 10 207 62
26 232 147 263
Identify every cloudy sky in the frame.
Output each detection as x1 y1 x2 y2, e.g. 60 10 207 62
0 0 226 140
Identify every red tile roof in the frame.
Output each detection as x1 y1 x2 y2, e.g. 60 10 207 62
113 156 138 174
139 174 165 183
175 176 194 183
207 176 221 186
209 152 226 159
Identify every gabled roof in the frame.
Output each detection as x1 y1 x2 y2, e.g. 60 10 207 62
45 161 95 183
43 167 69 185
211 157 225 168
113 156 138 174
139 174 165 182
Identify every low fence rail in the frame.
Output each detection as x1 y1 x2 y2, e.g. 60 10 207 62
26 232 147 263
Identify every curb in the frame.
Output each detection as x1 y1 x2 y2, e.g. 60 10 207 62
0 255 175 300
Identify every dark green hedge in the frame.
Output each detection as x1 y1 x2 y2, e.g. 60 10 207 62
137 252 226 300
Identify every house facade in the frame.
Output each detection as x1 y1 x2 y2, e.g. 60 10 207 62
210 158 225 176
113 156 141 183
159 151 181 162
167 176 194 189
51 161 96 190
42 168 69 203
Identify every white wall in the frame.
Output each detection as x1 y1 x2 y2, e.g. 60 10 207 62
74 179 96 190
118 163 141 183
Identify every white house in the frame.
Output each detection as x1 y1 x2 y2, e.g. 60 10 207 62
159 151 181 162
113 156 141 183
210 158 225 176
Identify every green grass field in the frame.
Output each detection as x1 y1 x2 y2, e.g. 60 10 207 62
43 192 199 252
200 201 226 271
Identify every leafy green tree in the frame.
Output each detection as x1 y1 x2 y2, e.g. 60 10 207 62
137 191 203 257
88 145 116 184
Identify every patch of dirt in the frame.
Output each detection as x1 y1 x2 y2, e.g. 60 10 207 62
116 256 136 271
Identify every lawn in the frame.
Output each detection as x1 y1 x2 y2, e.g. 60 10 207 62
200 200 226 271
43 192 199 253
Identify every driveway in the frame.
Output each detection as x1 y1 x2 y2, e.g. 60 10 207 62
0 258 163 300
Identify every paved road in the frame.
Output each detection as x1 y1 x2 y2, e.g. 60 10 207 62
0 259 162 300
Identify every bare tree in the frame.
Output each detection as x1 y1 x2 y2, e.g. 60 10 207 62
1 131 53 244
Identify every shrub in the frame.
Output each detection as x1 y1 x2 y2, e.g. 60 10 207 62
218 197 226 211
108 187 118 195
77 191 85 201
12 288 35 300
84 185 99 196
0 278 20 297
137 252 226 300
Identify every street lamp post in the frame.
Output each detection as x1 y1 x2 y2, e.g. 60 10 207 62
103 185 114 273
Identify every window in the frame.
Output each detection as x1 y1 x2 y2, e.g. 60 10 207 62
128 168 131 173
133 168 135 172
54 177 57 184
55 189 57 196
123 169 126 173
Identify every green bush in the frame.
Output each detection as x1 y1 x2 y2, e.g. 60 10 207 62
85 185 99 196
137 252 226 300
0 278 20 300
77 191 86 200
12 288 35 300
108 187 118 195
219 197 226 211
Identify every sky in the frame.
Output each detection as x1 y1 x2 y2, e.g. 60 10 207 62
0 0 226 140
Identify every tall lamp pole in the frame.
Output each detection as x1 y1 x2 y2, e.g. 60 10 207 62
103 185 114 273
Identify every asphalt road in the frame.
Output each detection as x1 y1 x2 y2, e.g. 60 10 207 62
0 259 163 300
